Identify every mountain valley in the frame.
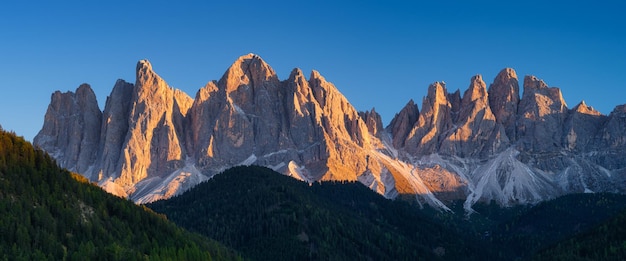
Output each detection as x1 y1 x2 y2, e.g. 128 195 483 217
2 126 625 259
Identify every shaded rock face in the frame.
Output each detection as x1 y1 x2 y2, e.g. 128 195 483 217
34 84 102 174
387 100 419 148
596 105 626 170
36 55 626 211
488 68 519 140
516 75 568 152
95 79 134 181
563 101 605 152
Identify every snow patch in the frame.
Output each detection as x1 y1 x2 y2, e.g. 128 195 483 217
268 162 286 171
238 154 257 166
286 161 310 182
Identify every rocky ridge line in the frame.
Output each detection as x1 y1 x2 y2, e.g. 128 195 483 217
35 54 626 211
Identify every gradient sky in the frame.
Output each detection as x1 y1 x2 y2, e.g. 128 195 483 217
1 1 624 141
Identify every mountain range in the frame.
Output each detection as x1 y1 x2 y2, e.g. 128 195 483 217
34 54 626 211
5 128 624 259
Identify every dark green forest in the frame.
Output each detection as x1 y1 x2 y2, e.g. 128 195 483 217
533 205 626 260
148 165 492 260
149 165 626 261
431 193 626 260
0 129 240 260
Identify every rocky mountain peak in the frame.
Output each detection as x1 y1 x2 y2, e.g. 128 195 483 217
288 68 305 80
134 59 172 97
499 68 517 80
488 68 520 141
402 82 454 154
427 81 449 105
463 75 488 103
440 73 505 157
76 83 96 98
35 57 626 211
309 70 325 84
220 53 278 93
521 75 567 115
34 84 102 175
195 81 219 102
95 79 134 182
573 100 602 116
517 75 568 152
388 99 419 148
448 89 462 121
611 104 626 115
308 70 335 108
523 75 549 90
137 59 152 71
359 108 383 137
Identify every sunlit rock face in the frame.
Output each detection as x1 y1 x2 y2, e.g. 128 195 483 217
439 75 508 158
36 54 626 211
36 54 399 203
359 108 384 138
384 69 625 210
116 60 194 189
403 82 454 155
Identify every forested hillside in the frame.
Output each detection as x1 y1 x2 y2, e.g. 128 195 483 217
0 128 240 260
148 165 491 260
533 206 626 260
434 193 626 259
149 165 626 260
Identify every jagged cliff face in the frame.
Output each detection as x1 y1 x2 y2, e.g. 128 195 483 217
36 54 399 203
34 84 102 174
386 69 625 209
35 54 626 211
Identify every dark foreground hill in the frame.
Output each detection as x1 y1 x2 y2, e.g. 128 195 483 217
532 206 626 260
0 128 240 260
439 193 626 259
148 165 626 260
148 165 491 260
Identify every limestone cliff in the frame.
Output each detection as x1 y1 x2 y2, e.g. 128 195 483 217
34 84 102 174
36 54 626 211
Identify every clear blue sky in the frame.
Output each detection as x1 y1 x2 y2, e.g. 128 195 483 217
1 1 624 141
